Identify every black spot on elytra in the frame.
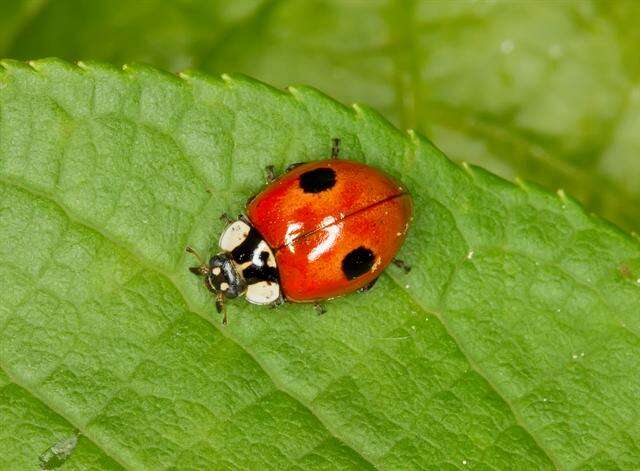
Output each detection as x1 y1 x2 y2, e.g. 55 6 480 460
342 247 375 280
299 167 336 193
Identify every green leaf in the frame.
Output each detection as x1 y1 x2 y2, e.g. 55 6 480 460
1 59 639 470
6 0 639 233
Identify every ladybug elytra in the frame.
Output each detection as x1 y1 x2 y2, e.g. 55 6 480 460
187 139 412 323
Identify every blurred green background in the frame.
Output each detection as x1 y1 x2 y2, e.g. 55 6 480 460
3 0 639 233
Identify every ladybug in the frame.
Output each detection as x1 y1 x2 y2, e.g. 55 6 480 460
187 139 412 324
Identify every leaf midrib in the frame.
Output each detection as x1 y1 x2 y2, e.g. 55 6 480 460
1 160 557 469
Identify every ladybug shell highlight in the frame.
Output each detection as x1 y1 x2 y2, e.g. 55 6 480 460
247 159 412 302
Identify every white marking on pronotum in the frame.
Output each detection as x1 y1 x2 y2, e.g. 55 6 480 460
219 220 251 251
212 267 221 276
246 281 280 305
252 240 276 267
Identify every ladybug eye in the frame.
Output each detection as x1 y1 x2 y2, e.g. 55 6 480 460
299 167 336 193
342 246 375 280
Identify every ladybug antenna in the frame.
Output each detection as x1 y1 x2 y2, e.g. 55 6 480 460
215 293 228 325
186 246 209 276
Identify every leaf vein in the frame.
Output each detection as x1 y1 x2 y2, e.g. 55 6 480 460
0 174 377 469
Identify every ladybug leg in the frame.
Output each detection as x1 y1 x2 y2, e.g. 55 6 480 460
265 165 277 183
219 212 234 225
238 214 252 225
313 302 327 315
215 293 228 325
392 258 412 274
331 138 340 159
268 295 285 309
285 162 304 172
357 277 379 293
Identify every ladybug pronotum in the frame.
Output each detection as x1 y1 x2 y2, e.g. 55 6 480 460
187 139 412 323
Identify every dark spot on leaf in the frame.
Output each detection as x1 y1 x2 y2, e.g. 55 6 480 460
299 167 336 193
342 247 375 280
619 265 633 279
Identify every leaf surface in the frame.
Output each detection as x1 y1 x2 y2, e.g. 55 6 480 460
1 59 639 470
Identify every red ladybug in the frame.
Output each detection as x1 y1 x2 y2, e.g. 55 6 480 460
187 139 412 323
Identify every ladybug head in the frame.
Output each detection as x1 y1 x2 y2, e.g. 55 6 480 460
186 247 245 324
204 254 245 300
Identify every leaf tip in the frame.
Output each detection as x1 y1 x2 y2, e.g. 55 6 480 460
406 129 419 144
556 188 567 202
286 86 301 100
27 60 42 72
0 59 28 76
220 73 234 86
515 177 528 192
351 103 365 118
461 161 475 178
